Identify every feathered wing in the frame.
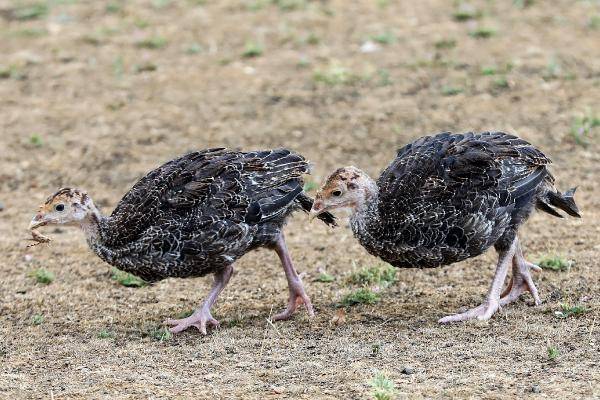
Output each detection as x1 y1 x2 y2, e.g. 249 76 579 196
375 132 554 266
103 148 333 249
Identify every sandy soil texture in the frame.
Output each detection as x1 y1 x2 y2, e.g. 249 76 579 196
1 0 599 398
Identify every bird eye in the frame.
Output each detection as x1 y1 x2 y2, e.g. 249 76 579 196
332 190 342 197
55 204 65 212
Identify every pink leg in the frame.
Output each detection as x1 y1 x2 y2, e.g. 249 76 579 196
164 264 234 335
439 238 517 324
272 233 315 321
500 238 542 306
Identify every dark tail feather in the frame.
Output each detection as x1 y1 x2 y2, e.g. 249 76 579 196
538 187 581 218
297 193 337 227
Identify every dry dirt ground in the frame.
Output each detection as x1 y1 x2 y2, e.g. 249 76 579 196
1 0 599 398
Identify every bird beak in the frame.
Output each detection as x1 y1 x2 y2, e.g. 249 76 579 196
28 214 46 230
309 199 327 222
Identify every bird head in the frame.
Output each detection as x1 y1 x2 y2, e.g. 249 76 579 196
309 166 373 221
29 188 95 230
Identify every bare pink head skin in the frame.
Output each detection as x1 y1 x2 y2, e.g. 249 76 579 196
309 166 378 220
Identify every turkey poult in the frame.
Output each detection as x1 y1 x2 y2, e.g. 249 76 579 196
310 132 580 323
28 148 335 334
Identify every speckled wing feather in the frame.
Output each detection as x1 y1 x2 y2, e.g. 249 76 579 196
94 148 330 281
371 132 552 268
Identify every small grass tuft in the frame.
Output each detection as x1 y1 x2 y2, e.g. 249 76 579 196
303 181 319 192
554 303 587 319
434 39 457 50
30 268 54 285
313 64 360 86
341 288 380 307
370 31 395 45
441 86 463 96
493 76 510 89
111 268 147 287
32 314 44 325
272 0 307 11
147 326 173 342
13 3 48 20
481 66 497 75
469 28 496 39
30 134 43 147
98 329 115 339
242 41 263 58
348 264 396 287
547 346 559 361
315 272 335 283
570 112 599 147
453 6 479 22
136 36 167 49
538 256 573 271
370 371 397 400
186 43 203 55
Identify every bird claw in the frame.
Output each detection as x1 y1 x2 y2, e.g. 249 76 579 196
164 309 220 335
272 289 315 321
438 301 499 324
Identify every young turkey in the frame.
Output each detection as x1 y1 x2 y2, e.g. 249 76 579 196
310 132 580 323
29 148 335 334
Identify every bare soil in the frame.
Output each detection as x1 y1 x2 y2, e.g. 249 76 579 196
1 0 599 398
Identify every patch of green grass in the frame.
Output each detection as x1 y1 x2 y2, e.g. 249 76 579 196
105 2 122 13
175 309 194 319
30 268 54 285
313 64 360 86
453 4 480 21
554 303 587 319
441 86 463 96
304 32 320 45
348 264 396 287
434 39 457 49
370 371 397 400
30 134 43 147
469 27 496 39
133 18 149 29
588 15 600 30
11 27 48 38
146 326 173 342
136 36 167 49
32 314 44 325
134 62 157 73
0 65 26 80
481 66 497 75
186 43 203 54
111 268 146 287
152 0 171 8
113 56 124 78
341 288 380 307
272 0 307 11
98 329 115 339
242 41 263 58
13 3 48 20
303 181 319 192
547 346 559 361
493 76 509 89
513 0 534 8
570 112 599 147
371 31 395 45
315 272 335 283
538 256 573 271
377 69 392 86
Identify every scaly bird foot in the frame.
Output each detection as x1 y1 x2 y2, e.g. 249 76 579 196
272 283 315 321
164 308 220 335
438 300 500 324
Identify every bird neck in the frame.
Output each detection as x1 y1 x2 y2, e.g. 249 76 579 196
79 203 105 246
350 174 380 228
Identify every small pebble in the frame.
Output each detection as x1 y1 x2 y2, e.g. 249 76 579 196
402 367 414 375
531 385 541 393
24 254 34 262
0 201 4 211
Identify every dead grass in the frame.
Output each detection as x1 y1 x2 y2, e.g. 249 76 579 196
1 0 599 398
